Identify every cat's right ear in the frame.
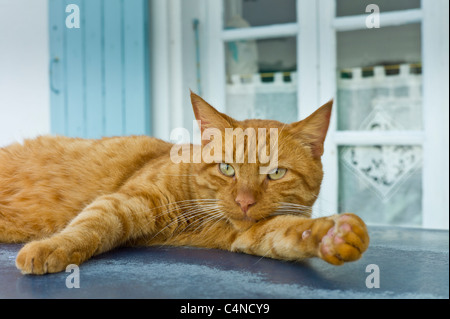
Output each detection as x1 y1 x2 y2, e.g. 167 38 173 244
190 90 235 136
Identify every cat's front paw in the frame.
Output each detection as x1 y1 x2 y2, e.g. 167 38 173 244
317 213 369 265
16 239 81 275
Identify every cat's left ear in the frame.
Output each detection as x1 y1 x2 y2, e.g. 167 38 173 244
288 99 333 158
190 90 235 136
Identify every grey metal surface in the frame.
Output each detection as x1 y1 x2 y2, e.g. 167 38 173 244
0 226 448 299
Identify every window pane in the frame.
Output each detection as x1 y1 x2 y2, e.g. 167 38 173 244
336 0 420 17
225 37 297 123
337 24 422 131
339 145 422 227
224 0 296 29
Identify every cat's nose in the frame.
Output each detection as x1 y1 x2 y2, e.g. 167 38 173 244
235 191 256 214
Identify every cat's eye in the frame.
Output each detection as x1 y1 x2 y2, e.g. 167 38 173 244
219 163 235 177
267 168 287 180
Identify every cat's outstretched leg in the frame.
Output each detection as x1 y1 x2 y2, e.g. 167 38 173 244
231 213 369 265
15 192 167 275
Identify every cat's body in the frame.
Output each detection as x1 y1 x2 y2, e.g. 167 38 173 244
0 93 369 275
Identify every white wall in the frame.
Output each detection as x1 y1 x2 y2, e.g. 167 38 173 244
0 0 50 147
150 0 190 142
150 0 205 142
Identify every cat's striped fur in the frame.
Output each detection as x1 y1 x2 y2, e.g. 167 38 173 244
0 92 369 274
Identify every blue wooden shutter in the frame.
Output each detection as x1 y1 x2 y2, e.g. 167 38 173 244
49 0 150 138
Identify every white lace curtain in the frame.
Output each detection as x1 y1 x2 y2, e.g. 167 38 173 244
226 72 297 123
338 64 423 226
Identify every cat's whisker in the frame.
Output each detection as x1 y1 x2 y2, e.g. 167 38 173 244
283 200 332 216
276 206 311 212
168 207 219 235
276 202 316 217
279 202 313 208
275 208 311 213
119 200 217 230
136 200 220 231
252 246 273 265
148 210 207 241
271 212 311 218
308 194 339 217
150 200 218 216
144 198 219 211
153 202 219 219
150 201 226 241
200 216 227 236
278 203 310 208
279 201 334 219
186 214 220 234
213 205 233 226
277 204 312 210
190 210 225 234
179 209 224 234
134 201 215 238
271 204 312 217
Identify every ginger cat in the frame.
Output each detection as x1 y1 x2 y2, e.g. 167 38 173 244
0 92 369 275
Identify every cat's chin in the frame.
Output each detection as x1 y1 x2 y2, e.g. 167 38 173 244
229 217 257 231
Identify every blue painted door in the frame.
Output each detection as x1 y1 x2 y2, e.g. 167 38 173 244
49 0 150 138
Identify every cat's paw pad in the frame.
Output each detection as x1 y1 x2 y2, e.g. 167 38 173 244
16 239 80 275
318 213 369 265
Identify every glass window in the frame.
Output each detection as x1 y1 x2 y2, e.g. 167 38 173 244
225 37 297 123
224 0 296 29
336 21 423 226
337 24 422 131
336 0 421 17
339 145 422 227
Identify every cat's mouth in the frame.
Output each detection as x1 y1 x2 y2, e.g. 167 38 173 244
212 200 261 230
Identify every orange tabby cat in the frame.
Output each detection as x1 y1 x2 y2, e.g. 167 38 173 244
0 92 369 275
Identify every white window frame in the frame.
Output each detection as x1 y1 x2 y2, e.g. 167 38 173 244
318 0 449 229
158 0 448 229
203 0 319 118
150 0 185 140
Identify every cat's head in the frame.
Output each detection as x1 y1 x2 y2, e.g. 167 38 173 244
190 92 332 231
